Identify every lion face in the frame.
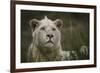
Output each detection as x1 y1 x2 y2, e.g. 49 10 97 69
29 16 63 50
37 22 61 48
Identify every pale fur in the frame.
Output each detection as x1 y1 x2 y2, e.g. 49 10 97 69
27 16 64 62
80 45 88 56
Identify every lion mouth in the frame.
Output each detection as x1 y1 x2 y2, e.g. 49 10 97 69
46 40 54 44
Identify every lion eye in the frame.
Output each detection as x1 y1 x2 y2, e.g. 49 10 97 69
52 28 56 31
40 27 45 30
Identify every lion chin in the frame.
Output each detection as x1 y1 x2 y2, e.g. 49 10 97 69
45 40 54 47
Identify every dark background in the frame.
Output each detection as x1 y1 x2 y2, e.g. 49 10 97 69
21 10 89 63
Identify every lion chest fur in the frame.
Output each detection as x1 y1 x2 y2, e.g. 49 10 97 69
27 16 63 62
29 44 62 62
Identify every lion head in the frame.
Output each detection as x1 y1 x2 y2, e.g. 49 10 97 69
29 16 63 53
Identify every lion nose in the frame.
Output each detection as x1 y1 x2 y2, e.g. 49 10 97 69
47 34 53 38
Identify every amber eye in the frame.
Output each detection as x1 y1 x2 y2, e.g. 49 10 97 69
40 27 45 30
52 28 56 31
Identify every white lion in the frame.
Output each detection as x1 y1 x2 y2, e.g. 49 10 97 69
27 16 64 62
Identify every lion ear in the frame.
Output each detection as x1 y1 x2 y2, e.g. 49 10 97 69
54 19 63 29
29 19 39 31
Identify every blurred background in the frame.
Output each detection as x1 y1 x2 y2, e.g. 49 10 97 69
21 10 89 63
